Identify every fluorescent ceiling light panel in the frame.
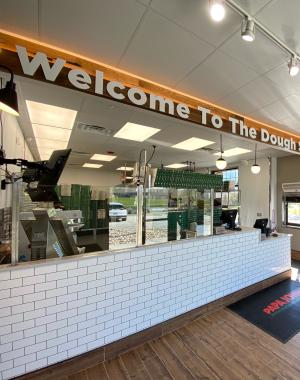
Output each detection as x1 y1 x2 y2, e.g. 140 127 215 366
165 163 188 169
116 166 134 171
26 100 77 129
172 137 214 151
214 147 251 157
32 124 71 141
91 154 117 161
36 138 67 150
114 122 160 142
83 163 103 169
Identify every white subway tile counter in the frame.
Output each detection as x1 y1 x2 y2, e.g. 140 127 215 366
0 228 291 379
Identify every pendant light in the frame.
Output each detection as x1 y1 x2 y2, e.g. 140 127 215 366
251 144 261 174
0 65 19 116
216 134 227 170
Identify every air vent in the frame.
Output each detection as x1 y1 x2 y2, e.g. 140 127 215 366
198 147 216 152
77 123 114 136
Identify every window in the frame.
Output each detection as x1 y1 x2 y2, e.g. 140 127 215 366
214 168 239 189
285 201 300 226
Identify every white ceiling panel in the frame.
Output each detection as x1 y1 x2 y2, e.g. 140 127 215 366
218 76 287 115
177 50 258 102
256 0 300 52
119 9 215 86
0 0 39 38
266 62 300 95
39 0 146 66
150 0 241 47
234 0 273 15
279 116 300 134
253 94 300 123
220 28 288 74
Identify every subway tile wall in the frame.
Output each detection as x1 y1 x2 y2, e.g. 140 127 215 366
0 230 291 379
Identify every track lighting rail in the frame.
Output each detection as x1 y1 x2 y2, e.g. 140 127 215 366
225 0 299 60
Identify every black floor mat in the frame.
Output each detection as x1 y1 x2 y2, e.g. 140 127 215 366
228 279 300 343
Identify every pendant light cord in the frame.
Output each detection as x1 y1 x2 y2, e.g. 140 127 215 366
254 144 257 165
220 134 223 158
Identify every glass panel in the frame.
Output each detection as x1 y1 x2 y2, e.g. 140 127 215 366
287 202 300 225
17 183 137 262
144 187 213 246
0 179 13 265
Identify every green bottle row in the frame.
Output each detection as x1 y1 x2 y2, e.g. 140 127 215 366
154 169 223 190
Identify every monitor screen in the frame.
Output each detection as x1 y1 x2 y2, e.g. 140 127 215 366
220 209 238 229
253 218 269 233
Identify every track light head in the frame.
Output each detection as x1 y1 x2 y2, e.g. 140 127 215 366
288 55 299 77
209 0 225 22
241 17 255 42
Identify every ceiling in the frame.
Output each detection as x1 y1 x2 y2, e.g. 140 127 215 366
14 75 290 172
2 0 300 135
1 0 300 170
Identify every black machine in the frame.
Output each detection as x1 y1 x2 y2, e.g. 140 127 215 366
0 149 71 202
220 209 238 230
253 218 269 234
24 149 71 202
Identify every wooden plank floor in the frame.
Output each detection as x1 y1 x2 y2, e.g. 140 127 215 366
29 308 300 380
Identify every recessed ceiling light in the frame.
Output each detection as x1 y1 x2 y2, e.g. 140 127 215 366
209 0 225 22
172 137 214 151
165 163 188 169
26 100 77 129
36 138 67 150
214 147 251 157
90 154 117 161
114 122 160 142
83 163 103 169
32 124 71 141
116 166 134 171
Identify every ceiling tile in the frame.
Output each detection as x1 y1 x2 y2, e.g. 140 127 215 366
177 50 258 102
256 0 300 52
0 0 39 38
150 0 241 47
278 116 300 134
266 62 300 95
220 28 288 74
234 0 273 15
39 0 146 66
119 9 215 86
218 76 284 115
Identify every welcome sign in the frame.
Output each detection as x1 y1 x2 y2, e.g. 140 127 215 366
1 30 300 153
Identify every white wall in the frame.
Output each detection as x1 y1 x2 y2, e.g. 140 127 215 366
238 158 270 227
0 230 291 379
277 155 300 251
0 113 33 209
59 168 120 187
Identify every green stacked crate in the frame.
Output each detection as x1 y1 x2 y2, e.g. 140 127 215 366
70 184 81 210
60 184 72 209
97 195 109 229
90 200 98 228
80 185 91 228
213 207 222 225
